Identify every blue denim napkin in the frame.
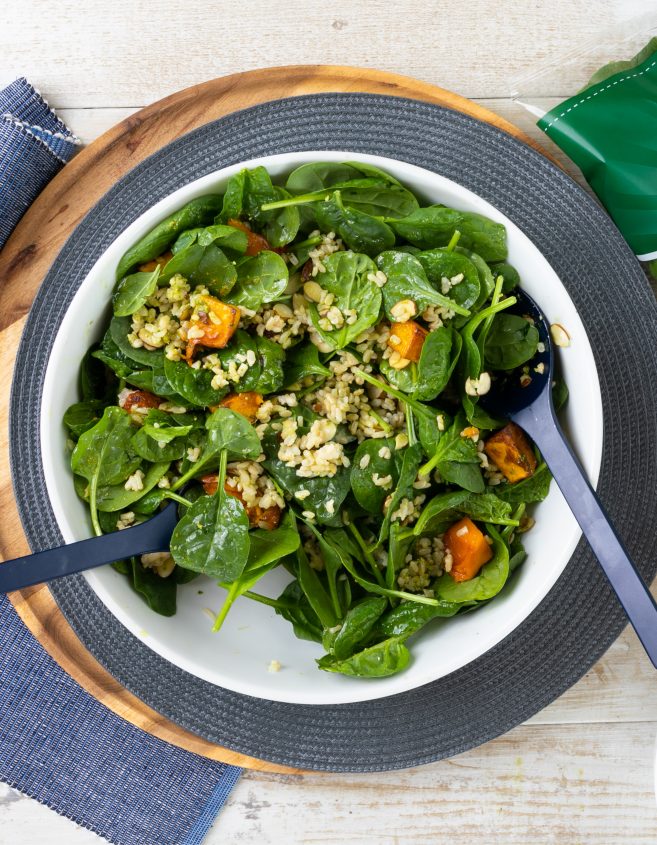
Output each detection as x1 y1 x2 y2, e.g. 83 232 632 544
0 76 80 246
0 79 242 844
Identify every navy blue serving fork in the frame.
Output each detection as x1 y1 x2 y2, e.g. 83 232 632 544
0 500 178 592
479 289 657 669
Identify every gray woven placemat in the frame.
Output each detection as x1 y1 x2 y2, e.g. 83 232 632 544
10 93 657 772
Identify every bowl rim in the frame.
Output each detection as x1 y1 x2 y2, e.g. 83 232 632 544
39 149 603 705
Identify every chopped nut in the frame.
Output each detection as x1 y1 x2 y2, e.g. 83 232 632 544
550 323 571 348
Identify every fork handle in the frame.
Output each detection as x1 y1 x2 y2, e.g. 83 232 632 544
0 518 171 594
515 399 657 669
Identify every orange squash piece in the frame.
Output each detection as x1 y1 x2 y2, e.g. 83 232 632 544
387 320 428 362
200 473 281 530
444 517 493 582
227 218 271 256
484 422 537 483
138 251 173 273
217 391 263 423
120 390 161 411
185 295 240 363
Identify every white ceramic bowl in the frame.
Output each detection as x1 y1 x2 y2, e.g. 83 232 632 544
40 151 603 705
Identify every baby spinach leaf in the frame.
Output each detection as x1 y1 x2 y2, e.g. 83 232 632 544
71 406 142 534
330 596 388 660
413 326 460 401
434 527 509 603
116 194 223 280
93 333 141 379
417 248 480 313
252 336 285 394
212 511 300 632
455 211 507 262
206 407 262 458
377 443 423 545
376 250 469 318
377 600 459 638
214 330 262 392
162 357 228 407
196 223 249 253
172 224 249 258
71 406 140 488
283 341 331 387
217 170 244 221
484 313 539 370
413 490 471 535
413 490 515 536
64 400 106 440
246 509 300 571
553 378 569 413
389 205 464 249
79 345 115 403
490 261 521 293
112 265 160 317
95 461 170 512
249 183 300 248
226 251 288 310
307 251 382 349
350 438 400 514
394 206 506 261
108 317 163 368
225 167 300 247
314 192 395 256
296 546 339 629
171 227 203 255
131 412 192 462
424 413 484 493
129 557 177 617
170 492 250 581
416 407 450 459
457 247 495 309
286 161 363 193
317 636 410 677
275 580 323 643
159 242 237 298
494 462 552 504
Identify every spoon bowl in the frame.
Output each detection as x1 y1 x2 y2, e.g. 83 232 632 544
479 288 657 670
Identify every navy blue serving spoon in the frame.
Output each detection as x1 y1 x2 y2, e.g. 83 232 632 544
0 500 179 592
478 289 657 669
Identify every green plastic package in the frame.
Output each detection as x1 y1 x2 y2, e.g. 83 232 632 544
538 37 657 261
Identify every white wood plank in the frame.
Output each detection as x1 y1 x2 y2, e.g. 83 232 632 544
215 722 657 844
1 722 655 844
0 0 636 107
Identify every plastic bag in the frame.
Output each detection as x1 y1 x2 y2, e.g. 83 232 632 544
512 15 657 271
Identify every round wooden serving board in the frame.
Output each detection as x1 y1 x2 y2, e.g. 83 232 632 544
0 65 549 773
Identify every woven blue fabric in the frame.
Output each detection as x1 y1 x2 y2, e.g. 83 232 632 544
0 79 241 843
0 78 79 247
0 594 241 844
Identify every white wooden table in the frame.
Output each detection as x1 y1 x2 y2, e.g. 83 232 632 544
2 1 657 842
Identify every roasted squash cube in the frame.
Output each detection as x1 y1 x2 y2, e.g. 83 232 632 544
387 320 428 362
218 391 264 423
185 295 240 363
484 422 537 483
227 218 271 256
444 517 493 582
200 473 281 530
119 390 161 412
138 251 172 273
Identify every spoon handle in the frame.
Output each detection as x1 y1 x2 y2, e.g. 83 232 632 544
0 517 173 594
515 399 657 669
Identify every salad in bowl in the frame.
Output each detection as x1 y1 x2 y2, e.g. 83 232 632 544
63 159 560 679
